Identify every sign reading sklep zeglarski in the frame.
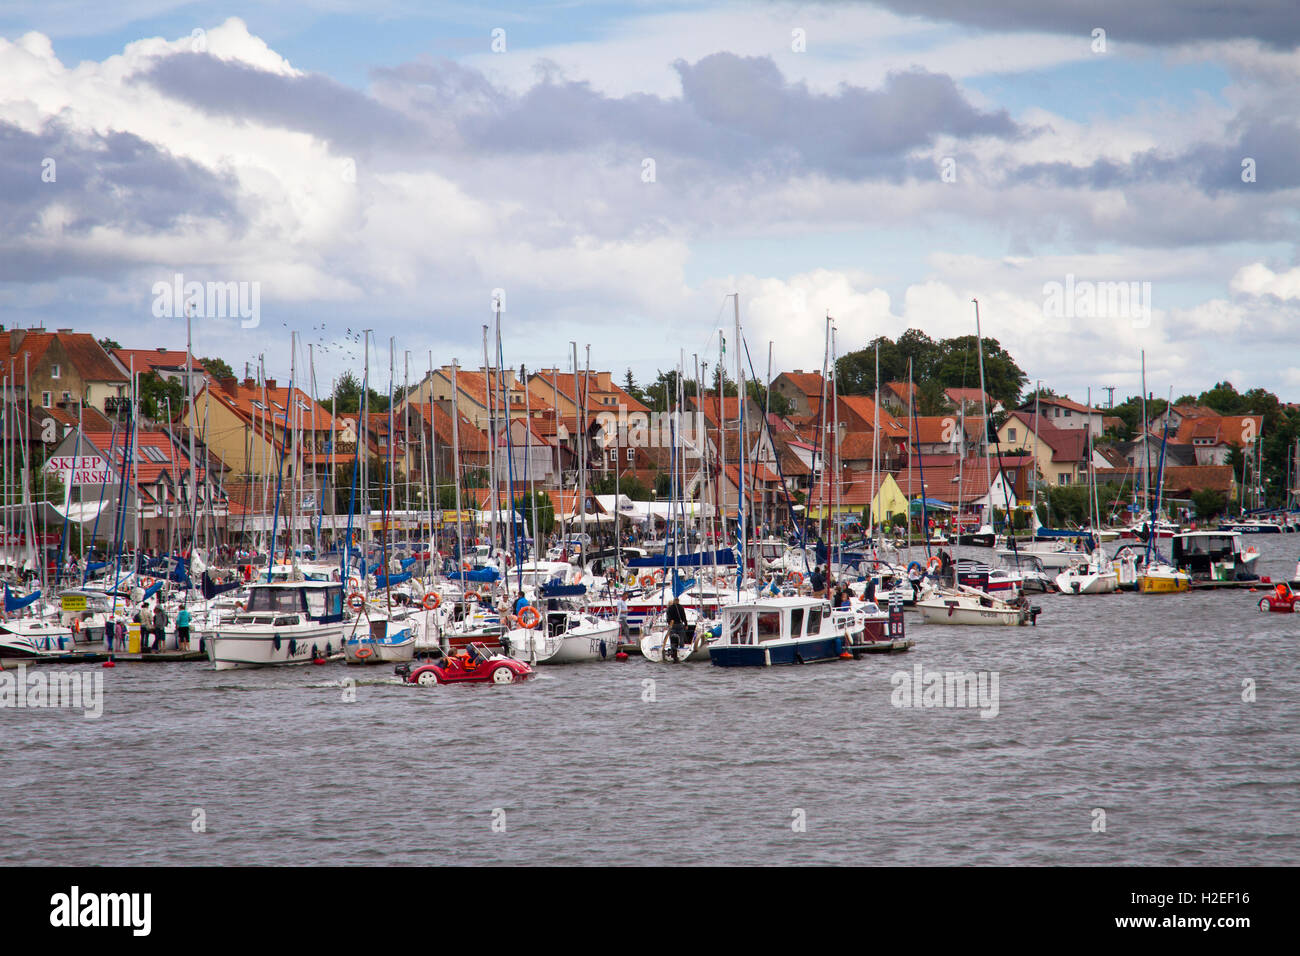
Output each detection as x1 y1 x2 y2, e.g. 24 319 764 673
44 455 114 485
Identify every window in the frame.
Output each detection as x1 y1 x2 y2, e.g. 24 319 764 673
1059 473 1071 485
141 446 169 463
62 391 72 402
626 447 634 462
1008 427 1017 442
251 400 265 411
41 392 51 407
1064 409 1072 417
806 607 822 634
756 611 783 642
51 364 61 379
296 400 310 412
788 608 804 638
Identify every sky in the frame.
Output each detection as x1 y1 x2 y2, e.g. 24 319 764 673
1 1 1297 405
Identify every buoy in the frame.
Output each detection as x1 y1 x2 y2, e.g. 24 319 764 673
615 651 629 660
102 660 115 668
839 651 853 659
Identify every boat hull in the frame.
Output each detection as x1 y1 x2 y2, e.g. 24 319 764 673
709 635 845 667
208 623 349 669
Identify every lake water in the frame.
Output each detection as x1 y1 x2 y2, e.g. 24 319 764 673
3 535 1297 866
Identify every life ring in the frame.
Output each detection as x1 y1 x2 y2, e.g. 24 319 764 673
347 592 366 611
926 557 941 573
347 575 361 591
462 560 472 571
787 571 803 586
518 606 542 629
355 645 374 659
639 573 656 588
423 592 441 610
465 592 479 604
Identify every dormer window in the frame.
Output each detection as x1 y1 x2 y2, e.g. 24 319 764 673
51 364 61 379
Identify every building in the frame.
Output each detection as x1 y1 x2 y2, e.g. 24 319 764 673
1021 395 1104 435
770 370 826 418
113 348 207 393
1 327 130 413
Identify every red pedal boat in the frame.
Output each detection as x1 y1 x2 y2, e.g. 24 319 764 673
395 643 534 685
1257 583 1300 613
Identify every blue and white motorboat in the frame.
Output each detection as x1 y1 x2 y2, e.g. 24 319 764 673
708 597 847 667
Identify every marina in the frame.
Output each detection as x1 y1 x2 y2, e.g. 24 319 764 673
1 1 1297 893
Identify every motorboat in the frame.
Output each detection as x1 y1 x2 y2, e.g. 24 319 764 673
503 608 620 664
708 597 849 667
206 581 349 669
914 585 1040 626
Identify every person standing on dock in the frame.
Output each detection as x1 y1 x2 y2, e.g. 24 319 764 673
176 606 191 651
151 602 168 652
616 593 628 639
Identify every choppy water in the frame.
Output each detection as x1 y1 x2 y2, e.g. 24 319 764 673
3 537 1297 866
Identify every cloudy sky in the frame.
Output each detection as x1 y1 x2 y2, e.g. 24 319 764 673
1 1 1297 403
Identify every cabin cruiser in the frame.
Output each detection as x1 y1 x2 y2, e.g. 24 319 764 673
708 597 849 667
1169 531 1260 582
206 581 348 669
343 614 417 664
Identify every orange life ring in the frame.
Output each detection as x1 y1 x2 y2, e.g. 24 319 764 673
423 592 441 610
926 557 941 573
639 573 656 588
462 560 472 571
347 592 366 611
787 571 804 586
518 606 541 629
355 645 374 659
347 575 361 591
465 592 479 604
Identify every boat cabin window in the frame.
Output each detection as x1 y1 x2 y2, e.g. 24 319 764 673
305 589 328 617
806 607 823 634
728 614 754 645
246 588 305 614
756 611 783 642
273 616 300 627
788 608 805 638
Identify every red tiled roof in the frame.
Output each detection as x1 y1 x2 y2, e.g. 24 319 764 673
2 330 127 385
113 349 205 374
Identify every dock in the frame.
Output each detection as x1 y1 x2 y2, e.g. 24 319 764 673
1 650 209 666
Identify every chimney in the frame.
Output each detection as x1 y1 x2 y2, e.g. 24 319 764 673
56 328 73 333
265 379 277 391
793 369 802 374
9 330 24 351
243 377 256 389
157 347 168 353
220 377 238 396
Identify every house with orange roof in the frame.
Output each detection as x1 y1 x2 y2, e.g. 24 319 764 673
771 370 826 418
401 366 553 432
1 327 130 413
184 376 339 480
112 347 207 393
1020 395 1103 435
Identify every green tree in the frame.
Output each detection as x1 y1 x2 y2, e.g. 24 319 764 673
98 337 122 351
514 491 555 538
1191 488 1226 519
138 371 184 420
200 356 234 381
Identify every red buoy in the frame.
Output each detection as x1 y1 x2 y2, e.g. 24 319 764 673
102 660 116 668
615 651 629 660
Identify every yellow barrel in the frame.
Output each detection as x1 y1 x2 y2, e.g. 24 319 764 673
128 623 142 654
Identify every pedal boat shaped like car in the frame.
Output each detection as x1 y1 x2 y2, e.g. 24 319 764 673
1257 583 1300 613
395 643 534 685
